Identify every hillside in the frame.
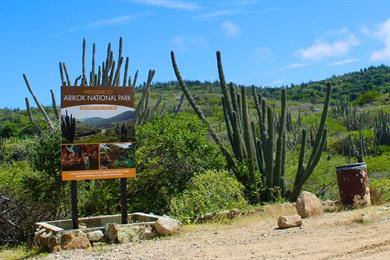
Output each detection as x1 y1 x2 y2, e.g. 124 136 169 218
152 65 390 104
1 65 390 140
83 110 135 128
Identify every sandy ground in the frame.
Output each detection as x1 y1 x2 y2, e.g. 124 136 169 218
42 204 390 260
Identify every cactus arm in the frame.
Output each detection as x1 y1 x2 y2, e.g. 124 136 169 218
273 88 287 187
25 97 40 131
134 70 155 120
232 111 245 160
23 74 54 130
241 87 257 196
62 62 72 86
217 51 234 123
91 43 96 86
229 83 239 113
171 50 235 169
132 70 139 88
108 61 115 86
264 105 275 200
59 62 65 86
113 57 124 86
123 57 129 87
222 96 235 153
82 38 87 86
50 89 59 118
292 128 307 194
308 82 331 163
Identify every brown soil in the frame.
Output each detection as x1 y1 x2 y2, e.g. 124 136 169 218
43 204 390 260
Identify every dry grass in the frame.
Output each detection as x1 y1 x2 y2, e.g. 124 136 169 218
183 202 297 232
0 245 46 260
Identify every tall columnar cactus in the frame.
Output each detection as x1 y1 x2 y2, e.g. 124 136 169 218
115 123 131 142
171 50 331 203
374 110 390 147
289 82 331 202
61 111 76 143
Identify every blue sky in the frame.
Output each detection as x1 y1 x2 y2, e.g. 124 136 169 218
1 0 390 108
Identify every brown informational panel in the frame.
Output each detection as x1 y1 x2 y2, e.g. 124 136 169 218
61 86 136 181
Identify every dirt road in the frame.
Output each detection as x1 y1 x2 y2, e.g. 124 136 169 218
44 204 390 260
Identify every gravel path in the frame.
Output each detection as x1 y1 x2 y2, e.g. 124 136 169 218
42 204 390 260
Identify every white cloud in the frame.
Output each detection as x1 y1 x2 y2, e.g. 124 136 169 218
200 10 236 20
69 12 151 31
296 34 359 61
278 63 312 70
131 0 200 10
196 7 279 21
328 58 360 66
371 18 390 61
221 21 240 38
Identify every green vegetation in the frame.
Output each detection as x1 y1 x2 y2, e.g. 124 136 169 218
129 114 225 214
170 170 247 224
0 39 389 249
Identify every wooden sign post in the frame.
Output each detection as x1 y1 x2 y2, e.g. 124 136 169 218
60 86 136 228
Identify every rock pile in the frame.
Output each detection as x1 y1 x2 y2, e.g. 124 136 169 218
34 216 181 252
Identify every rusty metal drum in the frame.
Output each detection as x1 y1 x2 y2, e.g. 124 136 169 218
336 162 371 207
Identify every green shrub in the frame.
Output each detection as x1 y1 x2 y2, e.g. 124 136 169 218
355 91 379 105
129 113 225 214
169 170 247 223
22 125 66 219
78 180 122 216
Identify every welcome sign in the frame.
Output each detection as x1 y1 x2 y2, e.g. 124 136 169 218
61 86 136 181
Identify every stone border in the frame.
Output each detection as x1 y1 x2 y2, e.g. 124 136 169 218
34 213 181 252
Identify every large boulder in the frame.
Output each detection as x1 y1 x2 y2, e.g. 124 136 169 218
277 215 303 229
296 191 324 218
153 217 180 235
60 230 91 250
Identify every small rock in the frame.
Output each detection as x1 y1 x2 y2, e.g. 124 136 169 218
153 217 180 235
104 223 120 243
296 191 324 218
86 230 104 242
277 215 303 229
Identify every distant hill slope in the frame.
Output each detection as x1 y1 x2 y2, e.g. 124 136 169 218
152 65 390 103
83 110 135 128
285 65 390 103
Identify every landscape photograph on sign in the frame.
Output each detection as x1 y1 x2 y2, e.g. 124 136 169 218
99 142 136 170
61 144 99 171
61 104 135 144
